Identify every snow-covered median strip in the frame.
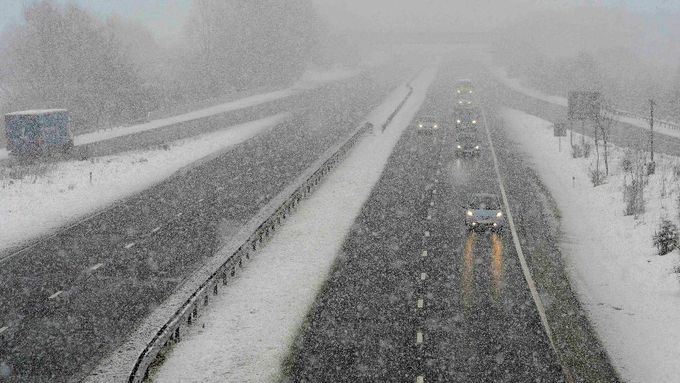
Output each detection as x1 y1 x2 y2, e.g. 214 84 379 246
501 107 680 383
149 65 438 383
0 113 289 253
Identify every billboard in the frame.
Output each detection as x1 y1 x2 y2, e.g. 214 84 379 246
568 91 602 121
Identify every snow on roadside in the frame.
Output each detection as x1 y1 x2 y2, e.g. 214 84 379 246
0 113 289 253
487 65 680 140
150 64 439 383
501 107 680 383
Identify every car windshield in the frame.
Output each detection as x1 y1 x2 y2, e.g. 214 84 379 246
471 195 499 210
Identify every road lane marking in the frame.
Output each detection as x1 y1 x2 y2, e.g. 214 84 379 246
429 201 434 206
434 178 438 183
177 212 183 217
420 272 427 280
124 242 136 249
151 226 161 233
0 326 8 335
417 376 424 383
432 189 437 194
421 250 427 257
416 331 423 344
417 299 424 308
481 107 574 383
424 231 430 237
426 214 431 220
198 198 204 203
48 291 63 300
88 263 104 272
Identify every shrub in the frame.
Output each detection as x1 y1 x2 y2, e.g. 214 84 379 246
653 219 678 255
590 168 606 186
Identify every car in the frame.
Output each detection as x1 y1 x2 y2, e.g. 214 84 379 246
455 79 474 95
456 98 473 107
455 132 481 157
464 193 505 232
455 107 480 129
415 116 440 134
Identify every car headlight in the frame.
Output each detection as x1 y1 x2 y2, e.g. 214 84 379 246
433 124 438 128
457 90 461 93
474 145 479 149
472 120 477 124
457 144 462 149
496 211 503 218
418 124 423 128
466 210 473 216
458 100 463 104
456 119 461 124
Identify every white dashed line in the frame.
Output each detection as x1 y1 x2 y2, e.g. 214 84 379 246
420 272 427 280
0 326 8 335
198 198 204 203
416 331 423 344
416 376 424 383
424 231 430 237
421 250 428 257
88 263 104 272
426 214 431 220
124 242 135 249
434 178 438 183
151 226 161 233
177 212 183 217
417 299 424 308
432 189 437 194
48 291 63 300
429 201 434 206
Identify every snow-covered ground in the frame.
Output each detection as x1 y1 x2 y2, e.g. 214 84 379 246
0 67 361 161
502 107 680 383
0 113 290 253
150 65 439 383
488 65 680 139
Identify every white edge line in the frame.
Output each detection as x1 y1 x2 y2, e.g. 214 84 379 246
481 108 559 350
48 290 63 300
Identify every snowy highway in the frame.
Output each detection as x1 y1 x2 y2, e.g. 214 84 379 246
0 61 412 383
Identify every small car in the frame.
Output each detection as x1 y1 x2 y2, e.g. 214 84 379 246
455 79 474 95
455 108 479 129
415 116 440 134
456 98 473 107
455 132 481 157
464 193 505 232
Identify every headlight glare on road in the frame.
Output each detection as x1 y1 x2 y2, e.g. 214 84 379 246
466 210 473 216
496 211 503 217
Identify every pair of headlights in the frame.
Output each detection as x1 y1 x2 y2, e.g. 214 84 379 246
467 210 503 218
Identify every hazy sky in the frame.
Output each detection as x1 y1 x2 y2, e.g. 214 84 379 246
1 0 679 42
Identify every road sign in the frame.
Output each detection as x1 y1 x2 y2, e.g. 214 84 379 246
568 91 602 121
553 122 567 137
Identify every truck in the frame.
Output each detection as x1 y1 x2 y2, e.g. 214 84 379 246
4 109 73 157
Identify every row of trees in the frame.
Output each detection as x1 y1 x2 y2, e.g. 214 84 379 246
0 0 321 131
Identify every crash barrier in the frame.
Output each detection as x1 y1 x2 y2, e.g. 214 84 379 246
606 107 680 131
126 78 418 383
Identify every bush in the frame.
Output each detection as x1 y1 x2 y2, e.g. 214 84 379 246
623 179 645 216
653 219 678 255
590 168 606 186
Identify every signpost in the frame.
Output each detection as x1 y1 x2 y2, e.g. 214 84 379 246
554 121 567 152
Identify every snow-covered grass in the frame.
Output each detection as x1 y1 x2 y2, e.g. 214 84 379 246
149 65 439 383
502 107 680 383
0 113 290 253
488 65 680 139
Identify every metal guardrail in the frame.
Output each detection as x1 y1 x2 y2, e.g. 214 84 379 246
126 79 418 383
606 107 680 131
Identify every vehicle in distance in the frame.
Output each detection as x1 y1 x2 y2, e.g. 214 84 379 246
455 131 481 157
455 107 480 129
455 79 474 95
465 193 505 232
415 116 440 134
4 109 73 156
456 98 473 107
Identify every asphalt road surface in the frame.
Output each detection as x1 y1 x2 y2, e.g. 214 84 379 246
286 62 565 382
0 62 413 383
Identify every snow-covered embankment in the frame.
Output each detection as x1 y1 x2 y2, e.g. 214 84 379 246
502 107 680 383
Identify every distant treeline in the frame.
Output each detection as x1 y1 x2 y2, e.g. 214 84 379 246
0 0 320 131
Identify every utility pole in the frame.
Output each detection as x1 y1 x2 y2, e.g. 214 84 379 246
650 99 655 163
